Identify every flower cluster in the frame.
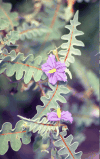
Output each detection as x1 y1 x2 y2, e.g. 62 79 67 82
42 55 73 122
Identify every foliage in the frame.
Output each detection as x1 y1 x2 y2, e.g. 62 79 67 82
54 131 82 159
0 120 32 155
0 48 43 84
58 11 84 68
17 115 60 138
0 2 19 31
0 0 99 159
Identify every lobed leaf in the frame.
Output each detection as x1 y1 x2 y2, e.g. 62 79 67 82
17 115 59 138
0 120 32 155
58 11 84 67
36 4 65 42
0 2 19 30
18 23 49 41
1 31 19 45
54 131 82 159
0 49 43 84
32 82 70 120
0 23 49 45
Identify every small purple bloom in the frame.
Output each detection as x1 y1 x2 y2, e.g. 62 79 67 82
47 110 73 123
41 54 67 85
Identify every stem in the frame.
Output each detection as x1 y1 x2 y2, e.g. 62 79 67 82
41 83 94 100
37 81 46 96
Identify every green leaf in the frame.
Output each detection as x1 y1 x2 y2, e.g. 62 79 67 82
17 116 59 138
18 23 49 41
0 2 19 30
2 31 19 45
58 11 84 67
54 131 83 159
32 82 70 120
36 4 65 42
0 120 32 155
0 49 43 84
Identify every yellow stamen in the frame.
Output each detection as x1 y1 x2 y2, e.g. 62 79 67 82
57 108 61 118
48 68 56 73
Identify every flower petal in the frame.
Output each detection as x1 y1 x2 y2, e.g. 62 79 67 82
47 54 56 68
49 72 57 85
41 54 67 85
57 66 66 72
41 63 52 72
56 72 67 82
61 111 73 123
56 61 66 72
56 61 66 69
47 112 60 121
48 117 60 121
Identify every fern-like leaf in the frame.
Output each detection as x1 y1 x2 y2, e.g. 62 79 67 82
18 23 49 41
0 31 19 45
17 115 59 138
0 120 32 155
58 11 84 67
0 49 43 84
32 82 70 120
0 23 49 45
0 48 16 60
54 131 82 159
0 2 19 30
36 5 65 42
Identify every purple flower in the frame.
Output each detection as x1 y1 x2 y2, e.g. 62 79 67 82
41 54 67 85
47 108 73 123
